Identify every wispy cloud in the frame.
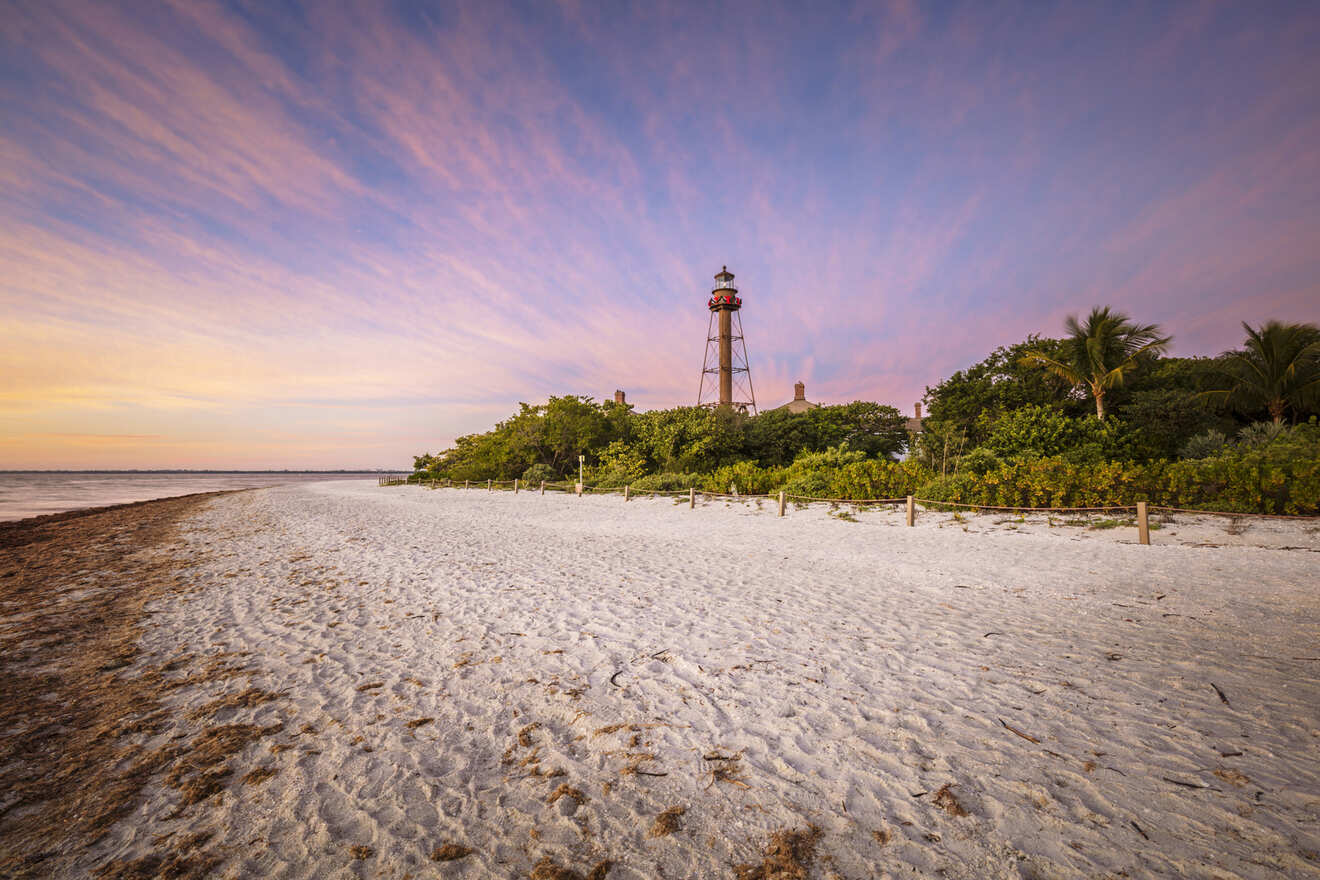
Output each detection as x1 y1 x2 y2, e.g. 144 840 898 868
1 0 1317 467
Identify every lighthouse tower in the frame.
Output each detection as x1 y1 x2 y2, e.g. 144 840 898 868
696 266 757 414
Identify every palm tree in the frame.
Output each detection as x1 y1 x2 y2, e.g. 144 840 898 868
1202 321 1320 424
1020 306 1172 419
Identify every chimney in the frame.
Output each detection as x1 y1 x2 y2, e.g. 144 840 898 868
794 381 805 401
914 402 922 419
614 389 626 405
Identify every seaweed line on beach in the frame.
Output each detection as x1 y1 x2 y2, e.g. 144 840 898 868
0 493 254 879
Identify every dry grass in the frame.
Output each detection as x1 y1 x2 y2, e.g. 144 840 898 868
187 687 284 719
405 717 434 730
546 784 588 806
618 752 663 777
530 858 580 880
241 766 279 786
164 655 254 691
0 493 240 879
530 857 614 880
932 783 969 817
704 752 749 789
349 845 374 860
733 826 823 880
647 805 686 838
93 830 220 880
154 721 283 814
430 843 474 861
1214 768 1250 787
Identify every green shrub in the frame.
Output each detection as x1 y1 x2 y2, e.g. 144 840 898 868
909 422 1320 514
631 472 703 492
790 444 868 470
700 461 788 495
586 440 649 487
1237 421 1286 448
823 459 933 499
915 457 1140 509
775 457 933 500
521 463 559 484
984 405 1134 463
959 447 1002 476
1181 429 1228 459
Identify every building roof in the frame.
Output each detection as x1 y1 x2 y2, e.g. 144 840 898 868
776 398 818 414
769 381 819 414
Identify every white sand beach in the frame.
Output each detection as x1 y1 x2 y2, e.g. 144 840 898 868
86 481 1320 878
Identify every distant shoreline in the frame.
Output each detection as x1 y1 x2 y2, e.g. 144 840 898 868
0 490 249 531
0 470 396 474
0 472 389 524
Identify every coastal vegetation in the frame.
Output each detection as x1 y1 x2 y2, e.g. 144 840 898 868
414 316 1320 514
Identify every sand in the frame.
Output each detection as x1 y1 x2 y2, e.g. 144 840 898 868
7 482 1320 878
0 492 242 879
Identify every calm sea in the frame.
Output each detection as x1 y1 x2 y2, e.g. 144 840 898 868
0 472 394 522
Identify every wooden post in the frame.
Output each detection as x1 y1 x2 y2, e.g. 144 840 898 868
1137 501 1150 545
487 479 492 492
540 480 545 495
906 496 915 527
514 479 519 494
464 480 469 490
778 490 786 517
689 488 695 509
624 485 630 501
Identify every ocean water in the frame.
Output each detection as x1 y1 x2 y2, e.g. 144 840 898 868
0 472 397 522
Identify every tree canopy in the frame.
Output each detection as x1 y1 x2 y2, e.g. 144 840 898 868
1202 320 1320 424
1021 307 1172 419
414 306 1317 515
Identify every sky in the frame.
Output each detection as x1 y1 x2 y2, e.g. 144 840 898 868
2 0 1318 469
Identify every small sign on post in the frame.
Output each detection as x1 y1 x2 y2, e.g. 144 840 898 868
906 496 915 527
778 490 786 517
1137 501 1150 545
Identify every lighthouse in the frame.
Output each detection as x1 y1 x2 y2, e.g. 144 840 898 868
696 266 757 413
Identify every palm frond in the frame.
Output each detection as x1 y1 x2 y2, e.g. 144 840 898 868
1020 351 1081 387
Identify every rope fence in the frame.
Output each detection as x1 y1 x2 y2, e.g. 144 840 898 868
381 476 1319 543
785 494 907 505
911 499 1136 513
1149 505 1319 521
